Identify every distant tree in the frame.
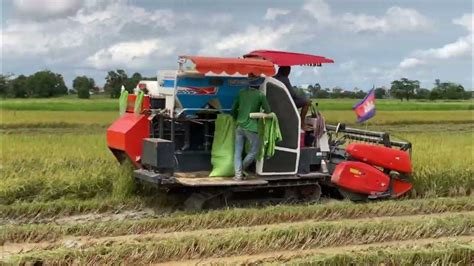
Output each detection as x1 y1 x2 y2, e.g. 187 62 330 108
126 72 142 91
308 83 321 98
414 88 430 99
390 78 419 101
315 89 330 98
445 83 465 99
25 70 67 98
354 90 366 99
73 76 95 99
0 74 12 97
374 87 385 99
105 69 128 98
293 86 308 98
331 87 344 98
6 75 28 98
431 81 466 100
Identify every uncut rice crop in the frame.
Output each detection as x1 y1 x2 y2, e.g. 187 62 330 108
0 133 134 204
404 132 474 197
7 212 473 265
1 110 116 129
2 110 472 128
1 124 472 204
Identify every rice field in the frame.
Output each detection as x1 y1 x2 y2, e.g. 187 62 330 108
0 98 473 264
1 97 472 111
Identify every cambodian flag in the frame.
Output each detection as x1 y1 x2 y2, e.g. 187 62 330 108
352 88 376 123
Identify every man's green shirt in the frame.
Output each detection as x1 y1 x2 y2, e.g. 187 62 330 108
231 88 271 133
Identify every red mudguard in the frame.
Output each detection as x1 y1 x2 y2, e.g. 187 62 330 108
107 113 149 167
107 95 150 167
391 178 413 197
331 161 390 194
346 143 412 173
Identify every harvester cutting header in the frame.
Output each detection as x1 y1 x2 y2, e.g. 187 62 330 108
107 50 413 209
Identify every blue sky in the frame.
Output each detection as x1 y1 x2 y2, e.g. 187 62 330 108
1 0 472 90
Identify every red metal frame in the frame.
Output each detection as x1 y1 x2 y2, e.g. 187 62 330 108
244 50 334 66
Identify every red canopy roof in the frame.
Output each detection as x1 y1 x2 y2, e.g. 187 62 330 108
181 56 276 76
243 50 334 66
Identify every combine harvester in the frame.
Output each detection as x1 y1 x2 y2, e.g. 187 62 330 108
107 50 413 209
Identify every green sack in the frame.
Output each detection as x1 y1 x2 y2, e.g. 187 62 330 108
134 90 144 115
210 114 236 177
119 90 129 116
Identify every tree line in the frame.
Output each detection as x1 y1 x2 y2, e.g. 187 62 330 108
0 69 155 99
302 78 471 100
0 70 471 100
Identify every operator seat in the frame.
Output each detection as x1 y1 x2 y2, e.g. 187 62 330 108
256 77 301 175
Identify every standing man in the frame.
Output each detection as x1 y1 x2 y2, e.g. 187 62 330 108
231 73 271 181
274 66 310 129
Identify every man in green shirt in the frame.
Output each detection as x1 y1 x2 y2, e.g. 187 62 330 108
231 74 271 181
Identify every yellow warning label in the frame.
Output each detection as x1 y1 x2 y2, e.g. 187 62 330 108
349 168 362 175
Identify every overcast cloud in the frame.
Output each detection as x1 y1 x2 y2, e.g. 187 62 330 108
1 0 472 90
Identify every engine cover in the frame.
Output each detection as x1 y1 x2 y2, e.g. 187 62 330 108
331 161 390 194
346 143 412 173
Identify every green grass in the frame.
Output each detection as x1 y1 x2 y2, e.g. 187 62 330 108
1 98 472 111
1 196 472 243
6 212 472 264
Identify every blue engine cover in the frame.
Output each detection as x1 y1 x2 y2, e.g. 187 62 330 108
176 76 248 115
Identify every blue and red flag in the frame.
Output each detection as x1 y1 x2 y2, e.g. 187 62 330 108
352 88 376 123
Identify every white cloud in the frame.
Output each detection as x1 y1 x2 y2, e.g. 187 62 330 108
85 39 174 69
340 60 356 70
303 0 332 24
13 0 83 18
304 0 431 33
203 24 295 55
2 0 471 91
399 58 425 69
453 13 473 32
264 8 290 20
420 36 471 59
397 13 473 70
